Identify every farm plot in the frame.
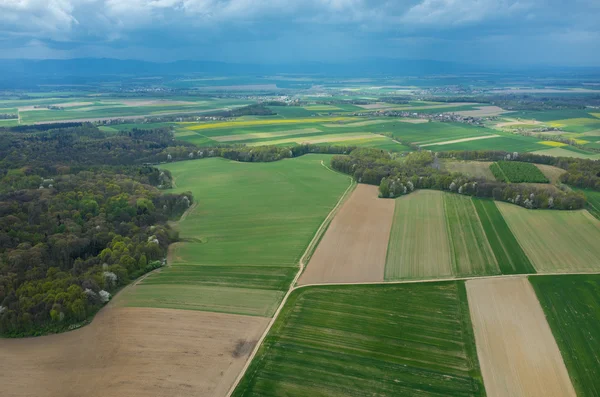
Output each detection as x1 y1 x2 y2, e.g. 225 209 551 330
444 194 499 277
532 147 600 160
489 161 549 183
535 164 566 184
0 306 269 397
497 202 600 273
443 160 494 180
233 283 486 397
472 199 535 274
385 190 453 280
298 184 394 285
575 188 600 220
466 277 576 397
436 134 547 153
126 155 351 317
530 275 600 397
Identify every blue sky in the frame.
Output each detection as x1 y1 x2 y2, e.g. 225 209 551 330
0 0 599 65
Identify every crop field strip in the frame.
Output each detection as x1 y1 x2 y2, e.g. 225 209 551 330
471 199 535 274
466 277 577 397
489 161 549 183
385 190 453 280
233 283 486 397
298 184 394 285
443 160 494 180
530 275 600 397
443 194 500 277
575 188 600 220
124 155 351 317
498 202 600 273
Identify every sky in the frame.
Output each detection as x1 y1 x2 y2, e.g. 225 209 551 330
0 0 599 66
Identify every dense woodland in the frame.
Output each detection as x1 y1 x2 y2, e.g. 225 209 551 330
0 124 192 336
331 149 586 210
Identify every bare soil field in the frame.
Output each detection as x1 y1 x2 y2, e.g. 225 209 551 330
466 277 576 397
0 306 268 397
456 106 508 117
534 164 566 184
443 160 494 180
385 190 453 280
298 184 394 285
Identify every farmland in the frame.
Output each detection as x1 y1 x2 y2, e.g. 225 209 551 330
233 283 486 397
444 194 499 277
530 275 600 397
298 184 394 285
466 277 576 397
443 160 494 180
124 155 351 317
471 199 535 274
385 190 453 280
575 188 600 219
498 202 600 273
489 161 549 183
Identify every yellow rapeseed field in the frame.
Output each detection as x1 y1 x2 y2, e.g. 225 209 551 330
184 117 354 131
538 141 567 147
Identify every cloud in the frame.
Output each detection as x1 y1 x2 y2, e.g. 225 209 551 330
0 0 597 65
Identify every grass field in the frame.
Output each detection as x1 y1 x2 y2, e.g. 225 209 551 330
125 155 351 317
233 283 486 397
472 199 535 274
532 147 600 159
385 190 452 280
498 202 600 273
530 275 600 397
444 194 500 277
443 160 494 180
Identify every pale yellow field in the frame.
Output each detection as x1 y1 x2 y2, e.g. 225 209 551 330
534 164 566 183
467 277 576 397
497 202 600 272
247 133 382 147
455 106 508 117
443 160 494 180
211 128 320 142
531 147 600 159
420 135 499 147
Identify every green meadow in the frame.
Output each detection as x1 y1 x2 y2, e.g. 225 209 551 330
233 282 486 397
124 155 351 317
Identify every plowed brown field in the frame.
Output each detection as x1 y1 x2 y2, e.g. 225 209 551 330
298 184 394 285
0 306 268 397
466 277 576 397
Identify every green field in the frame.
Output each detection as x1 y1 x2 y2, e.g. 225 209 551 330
575 188 600 220
530 275 600 397
435 134 547 152
444 194 500 277
472 199 535 274
498 202 600 273
233 283 486 397
385 190 453 280
489 161 549 183
124 155 351 316
532 147 600 160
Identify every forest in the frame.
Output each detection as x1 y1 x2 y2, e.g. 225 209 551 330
0 124 192 336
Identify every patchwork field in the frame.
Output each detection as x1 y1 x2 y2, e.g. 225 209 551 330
233 283 486 397
385 190 453 280
298 184 394 285
443 160 494 180
532 147 600 160
0 305 269 397
472 199 535 275
466 277 576 397
530 275 600 397
444 194 500 277
498 203 600 273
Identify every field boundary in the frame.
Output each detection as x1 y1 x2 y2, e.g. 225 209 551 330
225 174 355 397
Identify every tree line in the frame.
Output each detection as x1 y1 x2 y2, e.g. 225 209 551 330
331 148 586 210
